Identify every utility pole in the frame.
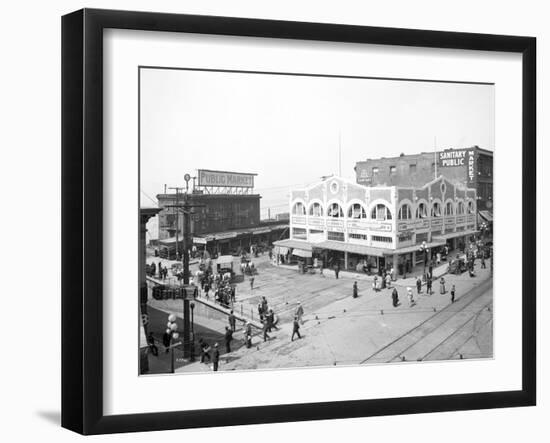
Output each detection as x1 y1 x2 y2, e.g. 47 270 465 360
166 174 205 360
168 186 185 260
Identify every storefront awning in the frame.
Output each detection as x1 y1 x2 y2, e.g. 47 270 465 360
273 246 289 255
393 240 446 254
273 239 313 251
293 249 312 258
216 255 234 266
432 229 479 242
313 240 389 257
478 210 493 222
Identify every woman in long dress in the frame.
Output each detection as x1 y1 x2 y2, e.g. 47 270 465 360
440 277 446 295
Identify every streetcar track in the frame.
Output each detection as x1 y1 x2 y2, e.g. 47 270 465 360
360 278 492 364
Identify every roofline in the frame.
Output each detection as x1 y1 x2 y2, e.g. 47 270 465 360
357 145 494 163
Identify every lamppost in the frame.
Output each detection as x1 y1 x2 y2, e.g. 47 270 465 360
166 314 179 374
190 301 195 362
419 240 429 281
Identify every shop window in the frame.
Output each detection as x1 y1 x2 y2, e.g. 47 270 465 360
416 202 427 219
398 204 412 220
327 231 345 242
390 166 397 175
292 202 306 215
309 229 324 235
372 235 392 243
327 202 344 218
371 203 392 220
445 201 454 216
398 232 413 242
348 203 367 219
349 233 368 240
431 201 441 217
308 202 324 217
372 167 379 176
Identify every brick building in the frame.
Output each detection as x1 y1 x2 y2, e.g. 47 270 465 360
354 146 493 225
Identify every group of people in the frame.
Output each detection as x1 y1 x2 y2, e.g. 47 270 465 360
146 261 169 280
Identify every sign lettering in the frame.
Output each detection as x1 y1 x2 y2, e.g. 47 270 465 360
198 169 255 188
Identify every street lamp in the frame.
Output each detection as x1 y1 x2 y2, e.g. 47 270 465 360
190 301 195 362
419 240 429 281
166 313 179 374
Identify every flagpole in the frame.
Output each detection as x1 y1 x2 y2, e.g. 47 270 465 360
434 136 437 180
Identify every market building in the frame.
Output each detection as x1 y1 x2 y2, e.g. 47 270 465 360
156 169 288 257
354 146 493 229
273 175 477 276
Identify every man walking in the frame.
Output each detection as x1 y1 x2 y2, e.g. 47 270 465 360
291 316 301 341
451 284 456 303
199 338 211 363
250 276 255 290
426 275 433 295
416 276 422 294
334 264 340 279
392 287 399 307
262 319 271 342
228 310 236 332
212 343 220 371
352 281 358 298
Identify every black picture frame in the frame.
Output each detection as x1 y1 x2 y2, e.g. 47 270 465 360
62 8 536 435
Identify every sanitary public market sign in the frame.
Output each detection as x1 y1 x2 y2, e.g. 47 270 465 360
198 169 256 188
438 150 467 167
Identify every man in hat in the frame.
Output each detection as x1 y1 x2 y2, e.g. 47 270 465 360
212 343 220 371
352 281 358 298
416 276 422 294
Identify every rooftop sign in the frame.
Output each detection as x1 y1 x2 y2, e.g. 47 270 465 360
197 169 256 188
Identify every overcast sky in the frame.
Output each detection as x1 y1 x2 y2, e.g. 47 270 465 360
140 67 494 219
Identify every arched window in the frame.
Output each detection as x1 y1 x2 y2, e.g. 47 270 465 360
457 201 465 215
309 202 324 217
327 202 344 218
348 203 367 219
371 203 392 221
292 202 306 215
416 202 428 219
445 201 455 216
431 201 441 217
467 200 475 214
398 204 412 220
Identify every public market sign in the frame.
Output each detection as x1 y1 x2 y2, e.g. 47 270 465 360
198 169 255 188
438 150 467 167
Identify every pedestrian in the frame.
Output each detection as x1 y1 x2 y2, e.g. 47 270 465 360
451 284 456 303
228 310 236 331
407 287 415 307
261 296 268 314
352 281 358 298
436 252 441 265
231 286 236 303
224 327 233 353
212 343 220 371
258 302 264 322
295 301 304 324
157 262 162 278
440 277 446 295
481 256 486 269
162 329 171 353
381 270 387 289
426 275 433 295
416 276 422 294
250 276 255 290
267 308 279 331
392 287 399 307
291 316 301 341
373 275 379 292
245 322 252 348
151 262 156 277
334 264 340 279
199 338 211 363
204 282 210 298
147 332 158 356
262 319 270 342
385 272 391 289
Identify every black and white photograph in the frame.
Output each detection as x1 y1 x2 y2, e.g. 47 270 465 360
139 67 494 375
